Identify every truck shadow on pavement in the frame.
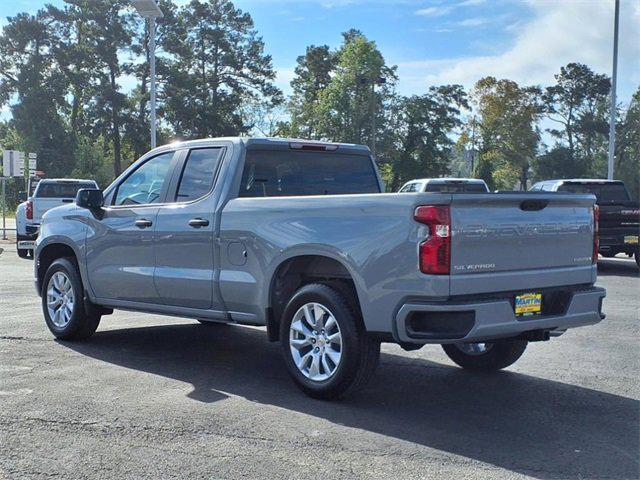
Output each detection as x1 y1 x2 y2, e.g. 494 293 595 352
65 324 639 479
597 258 639 278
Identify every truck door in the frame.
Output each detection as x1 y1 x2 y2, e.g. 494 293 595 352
153 147 225 310
85 150 177 304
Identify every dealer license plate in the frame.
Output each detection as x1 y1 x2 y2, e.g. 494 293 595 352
17 240 35 249
515 292 542 316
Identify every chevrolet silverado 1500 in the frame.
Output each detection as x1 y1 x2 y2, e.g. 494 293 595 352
34 138 606 399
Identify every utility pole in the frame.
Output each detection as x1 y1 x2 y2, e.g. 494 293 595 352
365 76 386 158
470 115 476 176
607 0 620 180
149 16 157 149
131 0 163 149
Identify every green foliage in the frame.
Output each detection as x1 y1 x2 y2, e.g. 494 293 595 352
160 0 282 138
71 136 113 188
616 88 640 200
473 76 541 190
0 2 638 195
386 85 468 190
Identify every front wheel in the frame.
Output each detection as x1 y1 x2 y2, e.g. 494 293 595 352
41 257 101 340
280 283 380 400
442 340 527 371
17 247 29 259
635 252 639 269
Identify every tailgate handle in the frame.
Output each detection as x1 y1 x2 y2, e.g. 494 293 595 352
520 200 548 211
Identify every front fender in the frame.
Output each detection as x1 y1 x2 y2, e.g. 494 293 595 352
35 206 91 298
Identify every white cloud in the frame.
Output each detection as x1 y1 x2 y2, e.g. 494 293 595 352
397 0 640 104
275 67 296 95
415 6 453 17
456 17 489 27
459 0 486 6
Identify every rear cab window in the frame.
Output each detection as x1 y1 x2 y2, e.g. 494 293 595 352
424 183 487 193
239 149 380 197
175 148 223 202
35 182 96 198
558 182 631 204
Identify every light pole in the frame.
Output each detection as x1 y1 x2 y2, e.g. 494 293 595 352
359 76 386 158
131 0 163 149
607 0 620 180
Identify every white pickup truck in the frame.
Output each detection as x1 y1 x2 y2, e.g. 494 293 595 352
16 178 97 258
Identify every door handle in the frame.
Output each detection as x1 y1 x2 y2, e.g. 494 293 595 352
135 218 153 229
188 218 210 228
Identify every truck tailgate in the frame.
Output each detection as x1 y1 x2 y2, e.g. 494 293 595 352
449 193 596 295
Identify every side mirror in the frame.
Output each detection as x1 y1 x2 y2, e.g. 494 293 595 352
18 191 27 202
76 188 104 210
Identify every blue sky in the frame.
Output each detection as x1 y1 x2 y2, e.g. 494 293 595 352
1 0 639 105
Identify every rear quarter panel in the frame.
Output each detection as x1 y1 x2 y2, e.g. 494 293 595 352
219 193 450 331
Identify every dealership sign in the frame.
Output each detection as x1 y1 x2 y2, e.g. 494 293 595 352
2 150 37 177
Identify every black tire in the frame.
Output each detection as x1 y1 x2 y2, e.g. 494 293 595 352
280 283 380 400
17 247 29 259
41 257 101 341
442 340 527 372
635 252 639 269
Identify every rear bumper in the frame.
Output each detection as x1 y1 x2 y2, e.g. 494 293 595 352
17 227 39 250
599 230 638 254
394 286 606 344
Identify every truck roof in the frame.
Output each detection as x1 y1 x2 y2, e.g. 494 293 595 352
412 178 487 184
536 179 625 186
150 137 372 154
37 178 97 184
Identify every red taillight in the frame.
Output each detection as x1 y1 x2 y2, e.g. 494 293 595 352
592 204 599 263
414 205 451 275
26 201 33 220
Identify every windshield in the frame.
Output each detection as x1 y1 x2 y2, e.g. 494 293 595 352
558 183 630 203
425 183 487 193
35 182 96 199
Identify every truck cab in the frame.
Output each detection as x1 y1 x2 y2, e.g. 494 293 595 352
399 178 489 193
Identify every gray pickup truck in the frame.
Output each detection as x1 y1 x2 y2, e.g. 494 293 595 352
34 137 606 399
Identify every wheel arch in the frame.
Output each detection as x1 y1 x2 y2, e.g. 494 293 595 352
36 240 82 296
265 251 366 342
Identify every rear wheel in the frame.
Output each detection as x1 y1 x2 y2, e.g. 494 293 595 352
41 257 101 341
442 340 527 371
635 252 639 269
280 283 380 400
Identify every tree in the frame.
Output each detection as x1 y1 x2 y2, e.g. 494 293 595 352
615 87 640 199
473 77 541 190
543 63 610 176
161 0 282 138
80 0 135 177
0 10 74 177
286 44 336 138
386 85 468 190
313 31 396 149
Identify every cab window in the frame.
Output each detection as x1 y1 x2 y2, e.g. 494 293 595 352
114 151 175 206
175 148 223 202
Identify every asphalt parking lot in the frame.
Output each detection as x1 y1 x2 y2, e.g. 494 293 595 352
0 242 638 480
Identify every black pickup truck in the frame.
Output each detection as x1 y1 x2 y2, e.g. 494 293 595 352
531 179 640 267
